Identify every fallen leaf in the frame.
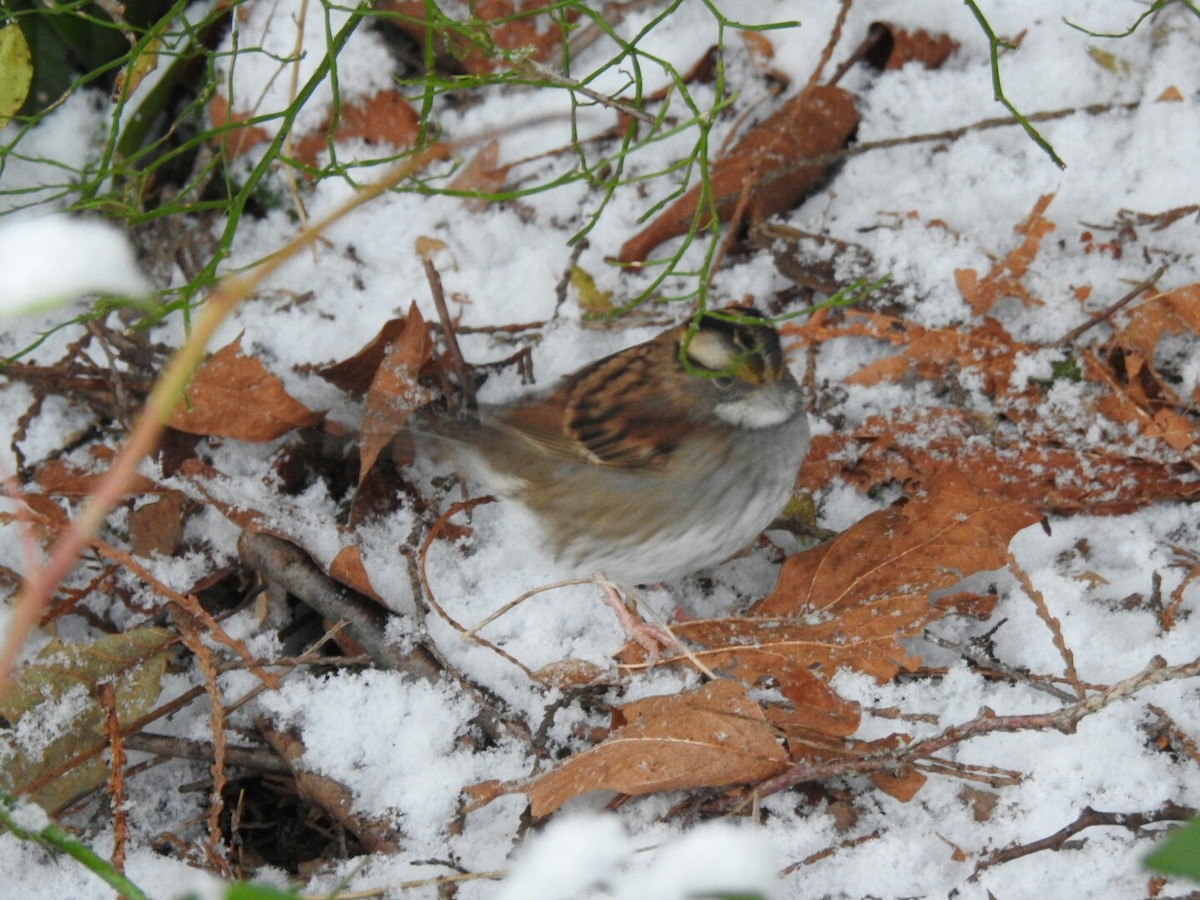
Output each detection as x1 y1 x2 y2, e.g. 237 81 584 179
571 264 615 314
209 93 270 159
379 0 573 75
449 140 511 208
215 88 419 164
317 317 412 394
129 492 187 558
170 336 323 441
870 764 926 801
617 84 859 264
620 627 864 729
1156 85 1183 102
531 658 607 689
525 680 788 817
1111 284 1200 360
864 22 958 70
328 544 381 602
955 193 1055 316
799 407 1200 514
35 456 158 498
0 628 173 812
359 303 433 482
739 29 775 63
292 89 419 164
800 311 1027 397
755 468 1041 619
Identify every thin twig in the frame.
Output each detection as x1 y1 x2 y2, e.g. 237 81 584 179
417 496 535 677
1054 264 1168 346
518 58 657 125
970 802 1196 881
123 733 291 773
738 655 1200 807
805 0 854 90
964 0 1066 168
423 256 475 410
922 630 1078 702
1008 552 1084 699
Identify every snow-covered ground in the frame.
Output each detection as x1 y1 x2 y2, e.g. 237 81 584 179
2 1 1199 897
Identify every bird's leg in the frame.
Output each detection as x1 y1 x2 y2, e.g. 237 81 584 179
595 573 680 658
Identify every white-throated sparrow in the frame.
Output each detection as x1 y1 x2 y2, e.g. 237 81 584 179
412 306 810 588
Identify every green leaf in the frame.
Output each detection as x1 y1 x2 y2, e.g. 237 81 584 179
1146 817 1200 883
0 23 33 127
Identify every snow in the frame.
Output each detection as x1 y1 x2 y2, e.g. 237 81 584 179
2 0 1200 897
0 215 150 316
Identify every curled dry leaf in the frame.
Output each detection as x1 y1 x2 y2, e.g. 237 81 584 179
1110 283 1200 367
317 316 412 394
169 336 323 441
327 544 381 602
955 192 1056 316
1086 350 1200 454
359 303 433 482
864 22 958 71
523 680 788 817
617 84 859 264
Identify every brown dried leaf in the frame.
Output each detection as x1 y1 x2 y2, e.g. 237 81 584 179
317 317 410 395
327 544 381 602
738 29 775 63
955 193 1055 316
618 85 859 264
756 468 1041 619
129 492 186 558
799 407 1200 514
379 0 572 75
1085 349 1200 454
448 139 511 208
871 765 926 801
818 313 1027 397
170 336 323 441
624 614 917 686
359 304 433 482
209 94 270 159
215 88 418 164
525 680 788 817
865 22 958 70
961 786 1000 822
34 456 158 499
1112 284 1200 360
292 89 419 165
531 658 607 689
620 620 869 722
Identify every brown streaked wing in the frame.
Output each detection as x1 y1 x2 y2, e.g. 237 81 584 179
498 337 695 469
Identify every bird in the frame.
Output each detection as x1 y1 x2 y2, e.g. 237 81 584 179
411 306 810 646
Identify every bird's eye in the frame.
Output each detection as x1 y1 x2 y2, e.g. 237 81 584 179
713 375 735 390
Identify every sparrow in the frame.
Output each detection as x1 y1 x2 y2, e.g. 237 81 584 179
411 306 810 591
